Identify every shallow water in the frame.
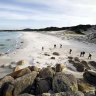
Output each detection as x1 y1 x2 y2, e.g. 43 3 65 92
0 32 22 53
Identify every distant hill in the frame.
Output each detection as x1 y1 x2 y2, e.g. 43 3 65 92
0 24 96 35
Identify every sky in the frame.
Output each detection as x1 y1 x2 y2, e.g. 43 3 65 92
0 0 96 29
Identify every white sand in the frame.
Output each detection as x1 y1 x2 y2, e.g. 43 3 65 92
0 32 96 78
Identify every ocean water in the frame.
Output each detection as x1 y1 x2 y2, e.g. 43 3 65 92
0 32 22 53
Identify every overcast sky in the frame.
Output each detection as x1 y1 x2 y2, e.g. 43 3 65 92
0 0 96 29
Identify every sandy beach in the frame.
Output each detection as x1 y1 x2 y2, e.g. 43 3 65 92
0 31 96 78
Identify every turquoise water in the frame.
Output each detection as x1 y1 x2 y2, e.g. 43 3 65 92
0 32 22 53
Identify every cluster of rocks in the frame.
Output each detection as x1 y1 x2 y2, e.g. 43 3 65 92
0 63 96 96
68 56 91 72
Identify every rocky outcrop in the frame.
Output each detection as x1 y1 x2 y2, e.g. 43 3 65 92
13 71 37 96
56 64 65 72
39 67 55 79
52 72 78 93
83 70 96 86
35 78 52 95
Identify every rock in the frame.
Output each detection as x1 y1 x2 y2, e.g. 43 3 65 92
16 68 31 78
74 91 84 96
44 53 50 56
56 64 65 72
13 71 37 96
17 60 27 65
0 76 14 87
78 79 95 93
42 93 51 96
73 63 85 72
14 65 20 72
1 82 14 96
39 67 55 79
18 93 35 96
65 74 78 92
50 57 55 59
84 92 95 96
80 61 90 69
68 56 73 60
51 92 74 96
83 70 96 86
53 52 60 56
74 57 80 62
88 61 96 69
29 66 39 72
35 78 51 95
52 72 75 93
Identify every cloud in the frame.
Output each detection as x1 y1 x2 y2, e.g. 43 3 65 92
0 0 96 29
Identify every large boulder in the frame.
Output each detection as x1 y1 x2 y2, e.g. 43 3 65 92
35 78 52 95
13 71 37 96
65 74 78 92
88 61 96 69
83 70 96 86
52 72 77 93
0 76 14 87
73 63 85 72
16 68 31 78
78 79 95 93
39 67 55 79
56 64 65 72
80 61 90 69
1 82 14 96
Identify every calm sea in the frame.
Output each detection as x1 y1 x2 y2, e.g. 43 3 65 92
0 32 22 53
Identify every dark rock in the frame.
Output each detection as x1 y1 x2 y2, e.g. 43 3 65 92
35 78 52 95
73 63 85 72
83 70 96 86
29 66 39 72
74 57 80 62
68 56 73 60
52 72 76 93
50 57 55 59
39 67 55 79
44 53 50 56
56 64 64 72
53 52 60 56
80 61 90 69
13 71 37 96
88 61 96 69
1 82 14 96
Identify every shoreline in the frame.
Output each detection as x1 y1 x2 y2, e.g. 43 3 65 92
0 31 96 79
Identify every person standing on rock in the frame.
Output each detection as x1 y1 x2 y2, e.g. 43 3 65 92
88 53 92 59
69 49 72 54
